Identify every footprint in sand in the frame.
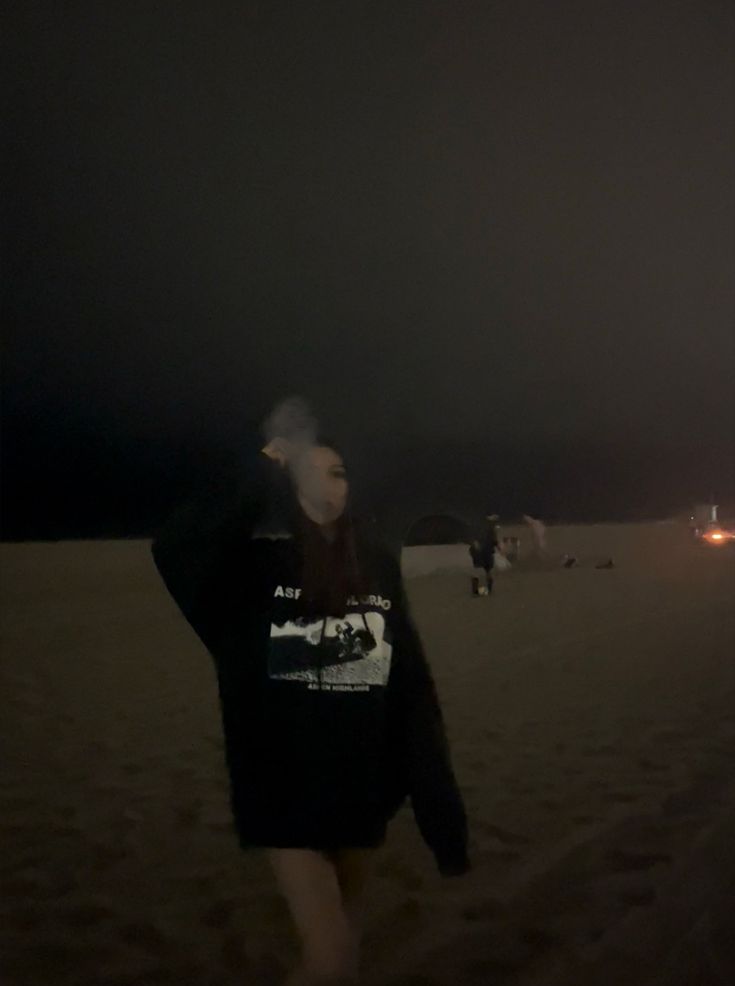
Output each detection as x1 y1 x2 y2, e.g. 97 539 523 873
602 792 639 804
4 904 47 932
1 795 40 813
172 766 197 783
4 853 44 875
121 762 145 776
572 814 600 826
463 952 528 980
375 857 424 892
545 908 606 947
582 745 618 757
21 937 117 976
385 976 438 986
44 871 80 900
94 781 127 797
476 821 530 846
55 804 78 822
653 729 691 742
1 822 35 840
483 848 523 862
461 897 504 923
618 886 656 907
539 798 563 810
56 900 117 929
87 738 111 755
89 840 128 870
106 967 178 986
661 785 717 818
3 870 77 901
605 848 672 872
519 926 560 952
637 757 669 772
460 926 561 977
119 921 169 955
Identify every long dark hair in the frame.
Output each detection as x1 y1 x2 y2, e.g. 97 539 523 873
291 441 368 617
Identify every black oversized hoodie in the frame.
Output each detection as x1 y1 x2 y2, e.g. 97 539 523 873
150 452 469 876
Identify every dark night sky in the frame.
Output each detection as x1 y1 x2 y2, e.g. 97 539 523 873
3 1 734 537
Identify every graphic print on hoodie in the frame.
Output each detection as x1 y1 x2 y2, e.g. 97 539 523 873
268 586 394 690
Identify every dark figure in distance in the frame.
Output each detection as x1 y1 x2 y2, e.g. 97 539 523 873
470 514 500 596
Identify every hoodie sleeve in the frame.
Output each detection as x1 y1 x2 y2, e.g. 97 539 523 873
150 452 286 654
384 553 470 877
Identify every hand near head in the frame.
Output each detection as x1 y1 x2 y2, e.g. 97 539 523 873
263 395 316 444
261 396 317 468
261 437 296 467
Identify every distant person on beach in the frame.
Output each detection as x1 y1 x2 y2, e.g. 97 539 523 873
522 514 547 556
151 398 469 985
470 514 500 595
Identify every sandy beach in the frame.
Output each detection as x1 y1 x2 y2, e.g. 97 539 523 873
1 523 734 985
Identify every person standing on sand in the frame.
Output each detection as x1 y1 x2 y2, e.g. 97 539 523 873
151 399 470 986
471 514 499 595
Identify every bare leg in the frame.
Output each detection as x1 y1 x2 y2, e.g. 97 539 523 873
268 848 364 985
327 848 375 949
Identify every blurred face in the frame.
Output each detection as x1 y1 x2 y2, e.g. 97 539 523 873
293 446 349 527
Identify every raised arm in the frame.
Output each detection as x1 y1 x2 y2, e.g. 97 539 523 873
150 448 290 651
